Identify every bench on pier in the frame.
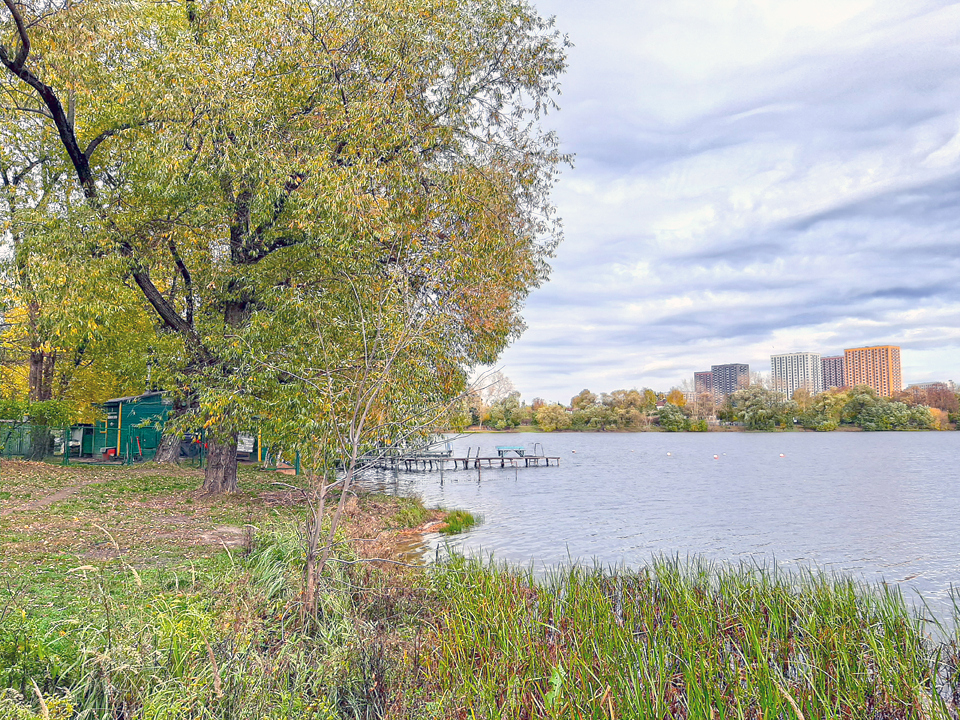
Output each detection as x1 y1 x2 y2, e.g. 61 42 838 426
496 446 526 457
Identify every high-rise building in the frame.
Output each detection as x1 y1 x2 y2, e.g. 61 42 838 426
771 352 822 398
711 363 749 397
821 355 846 390
843 345 902 397
694 371 714 396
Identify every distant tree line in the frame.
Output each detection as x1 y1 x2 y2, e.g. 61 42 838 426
719 384 955 431
445 377 959 432
447 384 697 432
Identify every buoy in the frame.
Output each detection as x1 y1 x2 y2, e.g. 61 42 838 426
667 452 671 456
713 455 719 460
779 453 785 457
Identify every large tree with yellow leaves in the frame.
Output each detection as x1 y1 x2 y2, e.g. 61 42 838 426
1 0 568 492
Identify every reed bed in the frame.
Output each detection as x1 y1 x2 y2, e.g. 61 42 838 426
424 557 960 719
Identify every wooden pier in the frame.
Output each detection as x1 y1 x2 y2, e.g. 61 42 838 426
364 446 560 472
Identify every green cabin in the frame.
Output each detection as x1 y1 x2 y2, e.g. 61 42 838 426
94 392 172 460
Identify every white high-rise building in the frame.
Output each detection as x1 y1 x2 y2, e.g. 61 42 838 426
771 352 823 398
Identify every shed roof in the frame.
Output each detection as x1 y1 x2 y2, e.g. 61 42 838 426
101 391 166 405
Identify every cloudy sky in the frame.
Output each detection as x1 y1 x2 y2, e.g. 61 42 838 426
494 0 960 403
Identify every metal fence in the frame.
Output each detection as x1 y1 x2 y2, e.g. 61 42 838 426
0 423 70 461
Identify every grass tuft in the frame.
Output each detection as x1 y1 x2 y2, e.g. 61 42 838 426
438 510 477 535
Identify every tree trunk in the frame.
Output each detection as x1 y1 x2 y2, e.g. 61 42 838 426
28 347 55 402
203 429 238 493
155 401 188 464
154 433 181 464
28 425 53 460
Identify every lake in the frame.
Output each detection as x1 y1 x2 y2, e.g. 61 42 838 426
364 431 960 610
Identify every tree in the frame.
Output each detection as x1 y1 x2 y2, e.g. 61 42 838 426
246 269 495 615
1 0 569 492
535 403 571 432
641 388 658 412
665 388 686 407
842 386 878 425
657 402 687 431
799 389 847 431
571 402 615 430
791 388 814 413
488 392 523 430
479 372 517 407
726 385 797 431
856 400 933 431
570 389 597 410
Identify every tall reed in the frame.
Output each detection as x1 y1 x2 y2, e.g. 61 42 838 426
424 556 960 718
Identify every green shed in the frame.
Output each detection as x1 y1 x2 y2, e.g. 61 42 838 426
95 392 172 461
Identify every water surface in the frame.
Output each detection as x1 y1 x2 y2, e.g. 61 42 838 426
365 431 960 610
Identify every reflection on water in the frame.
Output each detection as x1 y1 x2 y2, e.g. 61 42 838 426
361 431 960 610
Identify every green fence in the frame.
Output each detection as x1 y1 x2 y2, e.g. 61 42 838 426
0 422 160 463
0 423 71 461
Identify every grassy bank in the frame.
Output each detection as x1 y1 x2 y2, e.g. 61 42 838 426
3 461 960 718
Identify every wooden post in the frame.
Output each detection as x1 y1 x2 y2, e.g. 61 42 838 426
116 401 123 457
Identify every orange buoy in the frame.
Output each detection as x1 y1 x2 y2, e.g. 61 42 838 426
713 454 719 460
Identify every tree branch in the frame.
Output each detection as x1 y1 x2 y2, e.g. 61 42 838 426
167 235 194 325
85 122 146 158
9 155 46 186
232 172 307 264
261 233 303 256
0 34 95 196
1 0 30 67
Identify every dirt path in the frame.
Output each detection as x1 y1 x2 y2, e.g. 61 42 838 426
0 479 107 518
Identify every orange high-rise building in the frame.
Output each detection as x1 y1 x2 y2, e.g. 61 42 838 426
843 345 902 397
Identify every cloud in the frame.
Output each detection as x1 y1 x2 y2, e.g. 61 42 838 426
493 0 960 400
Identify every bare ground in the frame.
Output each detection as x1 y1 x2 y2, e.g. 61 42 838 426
0 460 440 566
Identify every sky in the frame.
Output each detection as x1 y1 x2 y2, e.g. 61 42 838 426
492 0 960 403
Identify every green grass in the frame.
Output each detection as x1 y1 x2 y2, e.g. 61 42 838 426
0 524 425 720
388 497 431 529
438 510 477 535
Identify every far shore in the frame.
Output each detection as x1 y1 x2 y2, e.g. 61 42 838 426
447 424 957 433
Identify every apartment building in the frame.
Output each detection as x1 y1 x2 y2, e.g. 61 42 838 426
711 363 749 397
843 345 902 397
821 355 846 390
771 352 823 398
694 371 714 396
906 381 952 391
